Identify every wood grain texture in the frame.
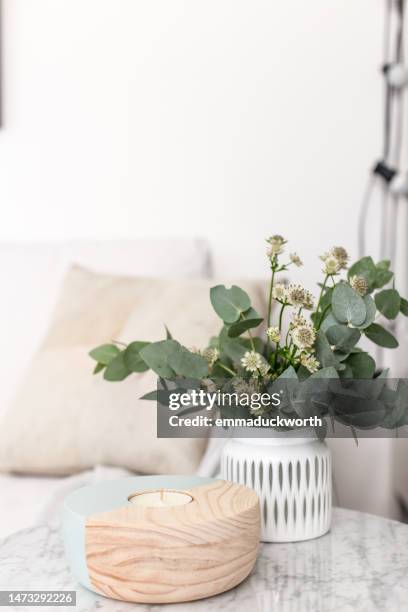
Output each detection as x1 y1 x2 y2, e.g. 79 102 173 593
85 479 260 603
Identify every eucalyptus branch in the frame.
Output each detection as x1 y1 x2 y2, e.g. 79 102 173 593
91 237 408 441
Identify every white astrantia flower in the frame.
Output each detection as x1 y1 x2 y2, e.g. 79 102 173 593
300 353 320 373
266 235 287 257
266 326 281 343
266 243 284 257
350 275 368 296
232 378 268 412
289 252 303 267
272 283 287 301
291 312 308 327
290 324 316 350
330 246 349 269
303 290 315 310
249 404 269 416
203 379 217 394
320 246 349 271
202 347 220 368
232 377 259 396
241 351 263 373
323 255 341 275
286 284 307 307
190 347 219 369
267 234 286 246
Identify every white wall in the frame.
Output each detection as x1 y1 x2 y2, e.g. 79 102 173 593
2 1 408 521
1 0 384 289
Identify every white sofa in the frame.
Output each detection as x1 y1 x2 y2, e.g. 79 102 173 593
0 238 405 539
0 238 213 538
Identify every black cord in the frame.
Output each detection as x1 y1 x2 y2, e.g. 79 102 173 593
358 0 406 263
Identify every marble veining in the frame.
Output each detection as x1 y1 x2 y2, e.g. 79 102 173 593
0 508 407 612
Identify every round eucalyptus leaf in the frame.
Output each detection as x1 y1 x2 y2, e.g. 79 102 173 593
315 329 344 371
347 256 377 291
380 384 405 428
278 365 298 379
309 366 339 379
401 297 408 316
376 259 391 270
339 364 354 379
332 283 366 326
326 325 361 353
319 312 338 333
364 323 399 348
210 285 251 323
345 352 376 378
139 340 179 378
124 341 150 372
220 338 247 362
89 343 120 365
358 295 377 329
333 396 386 428
375 289 401 320
171 346 209 378
296 365 311 381
227 308 263 337
374 268 393 289
93 362 105 374
104 352 131 381
333 351 350 362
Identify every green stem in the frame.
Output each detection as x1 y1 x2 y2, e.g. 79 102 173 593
239 312 256 351
316 303 331 330
290 344 298 360
267 264 276 330
278 303 286 331
217 362 237 377
247 329 256 352
272 347 280 370
272 303 287 369
316 275 329 315
266 276 275 352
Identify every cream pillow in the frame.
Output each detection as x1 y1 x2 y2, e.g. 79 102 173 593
0 266 268 475
118 276 267 347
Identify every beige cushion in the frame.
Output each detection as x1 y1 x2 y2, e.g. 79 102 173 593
0 266 268 475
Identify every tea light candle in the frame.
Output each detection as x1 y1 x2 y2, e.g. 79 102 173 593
63 475 260 604
128 489 192 507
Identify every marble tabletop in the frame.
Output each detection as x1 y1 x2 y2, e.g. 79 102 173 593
0 508 407 612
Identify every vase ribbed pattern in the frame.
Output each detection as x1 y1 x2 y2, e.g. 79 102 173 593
221 437 332 542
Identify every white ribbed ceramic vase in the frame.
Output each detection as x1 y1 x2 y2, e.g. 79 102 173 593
221 432 332 542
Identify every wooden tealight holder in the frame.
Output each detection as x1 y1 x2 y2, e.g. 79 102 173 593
63 475 260 604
